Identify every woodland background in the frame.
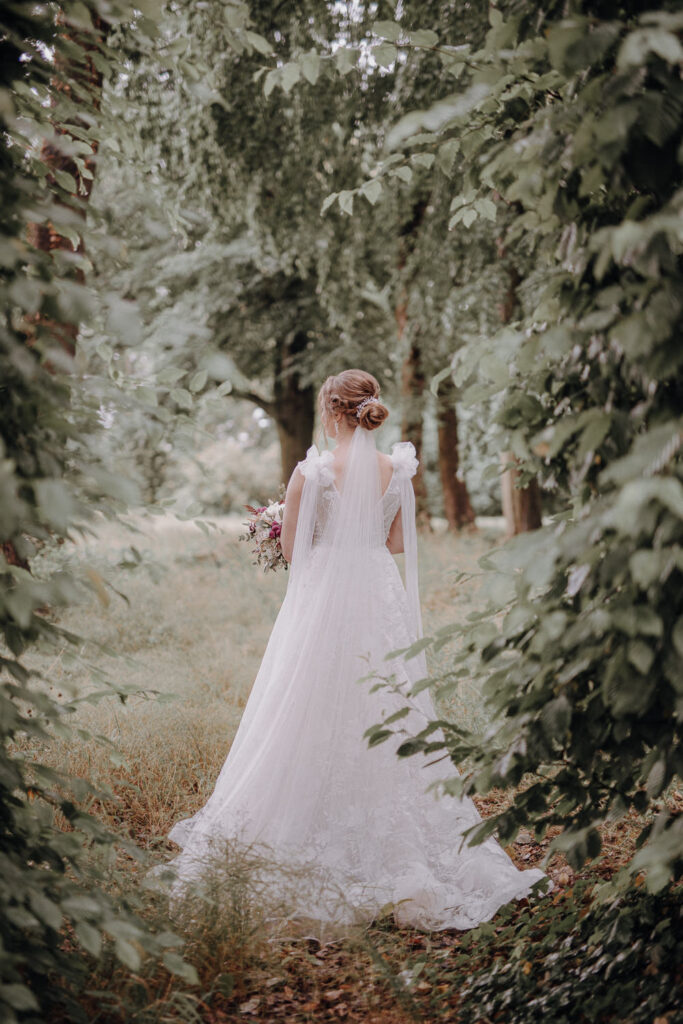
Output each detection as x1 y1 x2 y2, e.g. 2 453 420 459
1 1 681 1022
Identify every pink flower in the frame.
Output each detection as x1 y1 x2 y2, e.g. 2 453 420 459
269 522 281 538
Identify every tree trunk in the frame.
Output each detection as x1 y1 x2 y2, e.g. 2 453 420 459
497 251 542 535
500 452 542 536
436 380 476 531
400 337 431 529
273 330 315 483
397 198 431 530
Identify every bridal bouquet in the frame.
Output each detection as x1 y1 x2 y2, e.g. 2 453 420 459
240 499 287 572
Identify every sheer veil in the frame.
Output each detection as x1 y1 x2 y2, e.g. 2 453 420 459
288 426 386 680
288 427 426 682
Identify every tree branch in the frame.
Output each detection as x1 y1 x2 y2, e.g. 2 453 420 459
230 386 276 418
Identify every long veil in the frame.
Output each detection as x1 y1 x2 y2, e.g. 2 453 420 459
288 425 386 676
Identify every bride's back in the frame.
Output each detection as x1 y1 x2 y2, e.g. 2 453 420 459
329 448 394 496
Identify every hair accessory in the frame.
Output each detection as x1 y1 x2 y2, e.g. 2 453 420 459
356 396 379 419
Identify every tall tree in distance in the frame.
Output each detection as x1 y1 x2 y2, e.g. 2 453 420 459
436 376 476 530
497 236 542 535
104 0 403 482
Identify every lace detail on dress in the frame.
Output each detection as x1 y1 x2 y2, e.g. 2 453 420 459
300 445 405 545
382 474 401 538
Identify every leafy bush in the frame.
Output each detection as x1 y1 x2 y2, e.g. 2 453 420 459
0 4 202 1020
401 879 683 1024
359 0 683 893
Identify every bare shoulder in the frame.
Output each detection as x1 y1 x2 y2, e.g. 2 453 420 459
286 464 305 498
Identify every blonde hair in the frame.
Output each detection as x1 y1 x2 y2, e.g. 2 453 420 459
318 370 389 432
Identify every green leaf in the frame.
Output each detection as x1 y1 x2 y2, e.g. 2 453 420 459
437 139 460 176
105 295 142 346
62 894 102 917
410 30 439 47
629 549 663 589
411 152 435 169
475 197 497 221
479 354 508 387
115 937 141 971
34 479 78 532
157 366 186 385
135 385 158 406
301 52 321 85
29 891 62 931
607 479 683 535
163 951 199 984
335 47 356 75
394 165 412 183
321 191 338 215
54 169 78 193
74 920 102 957
245 30 272 55
281 62 300 94
360 179 382 205
373 43 397 68
373 20 402 42
170 388 193 410
618 27 683 68
628 639 655 676
0 984 40 1012
338 190 354 216
382 707 411 726
264 69 279 97
189 369 208 392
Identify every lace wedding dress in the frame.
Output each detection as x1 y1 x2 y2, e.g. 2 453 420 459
150 427 550 934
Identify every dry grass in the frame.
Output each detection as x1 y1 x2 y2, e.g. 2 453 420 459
21 513 497 852
11 512 679 1022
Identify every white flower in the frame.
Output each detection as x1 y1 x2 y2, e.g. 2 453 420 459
299 445 335 485
390 441 418 478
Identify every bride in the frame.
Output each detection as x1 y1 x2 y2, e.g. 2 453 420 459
151 369 550 933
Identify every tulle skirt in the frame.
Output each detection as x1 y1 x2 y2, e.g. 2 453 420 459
148 546 550 935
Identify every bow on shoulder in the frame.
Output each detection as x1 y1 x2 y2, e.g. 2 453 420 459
298 445 335 485
390 441 419 478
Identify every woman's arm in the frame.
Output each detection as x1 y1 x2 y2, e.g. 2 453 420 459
386 505 404 554
280 466 305 562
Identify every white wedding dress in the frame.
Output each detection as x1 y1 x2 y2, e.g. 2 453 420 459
150 427 550 934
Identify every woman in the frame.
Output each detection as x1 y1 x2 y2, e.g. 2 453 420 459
152 369 549 933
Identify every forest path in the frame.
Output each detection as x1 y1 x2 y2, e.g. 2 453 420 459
26 511 503 848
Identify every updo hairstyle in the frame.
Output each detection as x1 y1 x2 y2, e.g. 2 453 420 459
318 370 389 432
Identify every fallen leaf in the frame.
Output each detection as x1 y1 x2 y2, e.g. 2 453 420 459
238 996 260 1014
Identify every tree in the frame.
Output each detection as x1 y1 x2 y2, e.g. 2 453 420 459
356 0 683 893
437 376 476 530
0 4 214 1018
105 0 404 483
